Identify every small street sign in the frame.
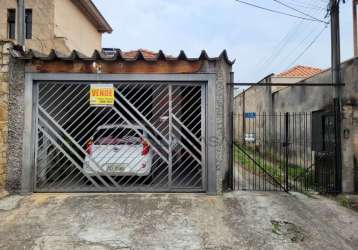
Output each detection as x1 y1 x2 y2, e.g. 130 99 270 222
245 112 256 119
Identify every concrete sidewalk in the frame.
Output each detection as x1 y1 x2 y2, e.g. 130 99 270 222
0 192 358 250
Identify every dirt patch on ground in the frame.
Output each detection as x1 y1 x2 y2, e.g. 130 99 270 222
271 220 306 243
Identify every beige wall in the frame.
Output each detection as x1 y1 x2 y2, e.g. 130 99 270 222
54 0 101 55
0 0 56 54
0 0 102 55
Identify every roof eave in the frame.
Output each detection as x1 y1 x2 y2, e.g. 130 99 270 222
9 48 235 66
71 0 113 34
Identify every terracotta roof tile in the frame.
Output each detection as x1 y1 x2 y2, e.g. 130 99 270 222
103 49 176 59
276 65 322 78
9 47 235 65
123 49 162 59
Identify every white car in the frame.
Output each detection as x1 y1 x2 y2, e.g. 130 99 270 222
83 124 153 176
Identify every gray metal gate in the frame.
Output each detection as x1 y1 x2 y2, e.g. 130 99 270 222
233 112 340 193
34 81 206 192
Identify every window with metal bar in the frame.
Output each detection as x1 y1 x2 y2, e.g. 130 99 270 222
7 9 16 39
25 9 32 39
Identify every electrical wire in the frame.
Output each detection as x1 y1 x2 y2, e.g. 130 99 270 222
236 0 340 82
280 24 327 67
279 0 327 11
288 25 328 67
232 0 326 22
272 0 329 24
251 1 323 75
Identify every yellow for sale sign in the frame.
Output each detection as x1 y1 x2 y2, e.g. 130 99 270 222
90 84 114 106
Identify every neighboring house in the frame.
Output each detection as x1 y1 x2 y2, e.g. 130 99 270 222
103 48 163 58
259 65 323 92
235 65 324 118
234 59 358 193
102 48 175 59
0 0 112 55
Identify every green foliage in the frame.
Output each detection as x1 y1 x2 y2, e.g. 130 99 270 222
338 196 352 209
233 144 315 190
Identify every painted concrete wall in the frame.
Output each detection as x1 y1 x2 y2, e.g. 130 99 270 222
234 57 358 193
271 76 306 93
0 0 102 55
233 85 271 143
54 0 102 55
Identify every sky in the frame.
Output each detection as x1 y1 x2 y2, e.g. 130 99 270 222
92 0 353 82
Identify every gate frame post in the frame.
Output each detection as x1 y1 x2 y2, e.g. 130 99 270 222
284 112 290 192
228 72 234 191
334 98 343 192
21 74 35 194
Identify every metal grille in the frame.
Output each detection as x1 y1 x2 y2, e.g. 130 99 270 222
233 112 340 193
34 81 206 192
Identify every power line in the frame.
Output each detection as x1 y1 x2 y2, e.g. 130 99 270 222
242 0 331 81
278 25 323 68
288 25 328 66
281 0 327 11
253 4 327 76
254 22 301 74
232 0 326 22
272 0 329 24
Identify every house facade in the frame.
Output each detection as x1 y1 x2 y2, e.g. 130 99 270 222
0 0 112 55
259 65 323 92
0 41 234 195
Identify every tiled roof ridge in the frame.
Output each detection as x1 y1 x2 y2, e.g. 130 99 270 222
9 47 235 65
276 65 322 78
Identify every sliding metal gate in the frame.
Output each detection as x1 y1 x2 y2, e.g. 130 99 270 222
34 81 206 192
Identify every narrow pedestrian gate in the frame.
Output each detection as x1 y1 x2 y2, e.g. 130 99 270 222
232 111 341 193
34 81 206 192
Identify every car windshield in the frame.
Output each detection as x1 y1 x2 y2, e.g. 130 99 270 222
94 127 142 145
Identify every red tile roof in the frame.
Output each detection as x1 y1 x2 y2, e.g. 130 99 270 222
122 49 171 59
276 65 322 78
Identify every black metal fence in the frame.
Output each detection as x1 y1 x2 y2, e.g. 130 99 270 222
233 112 340 193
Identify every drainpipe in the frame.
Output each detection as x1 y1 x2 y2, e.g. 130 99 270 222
17 0 25 46
354 0 358 57
242 89 246 146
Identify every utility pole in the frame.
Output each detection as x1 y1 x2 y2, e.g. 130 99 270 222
329 0 343 192
353 0 358 56
16 0 25 46
330 0 342 92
